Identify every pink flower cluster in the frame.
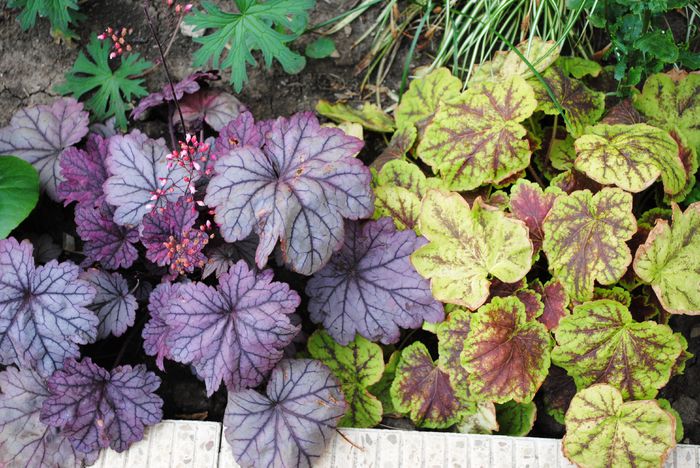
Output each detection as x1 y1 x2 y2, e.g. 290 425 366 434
166 0 193 13
97 27 134 59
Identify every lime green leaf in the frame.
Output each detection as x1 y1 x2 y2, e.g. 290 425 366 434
543 188 636 301
462 297 551 403
496 400 536 436
368 351 400 416
395 67 462 132
550 134 576 171
665 128 699 203
634 73 700 151
470 37 560 84
371 124 417 170
316 100 394 133
658 398 685 443
552 300 683 399
305 37 335 59
589 286 631 307
574 124 685 195
0 156 39 238
55 36 151 129
556 56 602 79
418 76 537 190
411 190 533 309
563 384 676 468
530 66 606 137
633 202 700 315
307 330 383 428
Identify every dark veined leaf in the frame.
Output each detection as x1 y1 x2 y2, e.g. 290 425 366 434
306 218 443 345
461 297 551 403
665 129 699 203
541 365 577 425
159 261 300 395
470 37 560 84
0 367 96 468
80 269 137 340
40 357 163 453
213 111 265 159
394 67 462 132
495 400 537 436
543 188 636 302
0 156 39 239
7 0 79 36
563 385 676 468
307 330 383 427
205 112 373 275
202 236 258 279
435 308 472 399
531 279 570 331
509 180 561 254
552 300 683 399
371 124 417 171
223 359 346 468
142 282 182 371
0 98 89 201
0 237 97 377
186 0 315 93
316 100 395 133
75 203 139 270
179 89 246 132
57 133 110 207
55 36 152 130
601 99 645 125
130 71 219 120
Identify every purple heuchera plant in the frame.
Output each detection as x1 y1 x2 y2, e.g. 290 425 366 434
205 112 374 275
157 260 301 395
57 133 110 207
306 218 444 345
142 282 182 371
80 269 137 340
213 110 265 156
180 88 246 131
0 237 97 377
131 71 219 120
75 204 139 270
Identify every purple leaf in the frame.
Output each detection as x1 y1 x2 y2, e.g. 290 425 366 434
0 237 97 377
40 357 163 453
140 197 209 276
104 130 190 226
80 269 137 340
205 112 373 275
75 203 139 270
160 261 301 395
224 359 346 468
0 367 97 468
202 235 259 279
142 282 182 371
0 98 89 201
57 133 110 207
306 218 444 345
213 111 264 158
180 89 245 131
131 71 219 120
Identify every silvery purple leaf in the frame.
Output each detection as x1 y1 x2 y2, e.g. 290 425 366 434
205 112 373 275
180 89 245 131
81 269 137 340
0 98 89 201
0 237 97 377
104 130 189 226
202 235 258 279
90 117 118 138
160 260 301 395
306 218 444 345
142 282 182 371
57 133 110 207
224 359 346 468
0 367 97 468
213 111 264 159
75 203 139 270
40 358 163 454
131 72 218 120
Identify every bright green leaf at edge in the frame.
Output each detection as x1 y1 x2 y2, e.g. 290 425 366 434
411 190 533 309
395 67 462 132
563 384 676 468
0 156 39 239
8 0 79 37
307 330 383 428
316 100 395 133
552 300 683 400
496 400 537 437
305 37 336 59
368 351 400 416
634 202 700 315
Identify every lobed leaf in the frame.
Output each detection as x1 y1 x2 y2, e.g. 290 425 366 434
509 180 561 254
395 67 462 132
316 100 394 133
57 133 110 207
180 89 246 132
435 308 472 398
75 203 139 270
530 279 570 331
495 400 537 436
470 37 560 84
80 269 137 340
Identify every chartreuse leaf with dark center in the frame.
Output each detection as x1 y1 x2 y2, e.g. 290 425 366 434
634 202 700 315
316 100 394 133
390 342 471 428
509 180 562 254
531 279 569 331
0 156 39 239
186 0 315 93
529 66 605 137
307 330 383 428
411 190 533 309
495 400 536 436
634 73 700 151
224 359 346 468
372 124 417 171
461 297 551 403
470 38 560 84
435 308 472 398
665 129 699 203
574 124 685 195
418 76 537 190
395 67 462 132
543 188 636 302
552 300 683 400
55 36 151 130
549 134 576 172
563 384 676 468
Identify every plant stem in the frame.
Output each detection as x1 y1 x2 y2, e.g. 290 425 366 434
135 11 186 79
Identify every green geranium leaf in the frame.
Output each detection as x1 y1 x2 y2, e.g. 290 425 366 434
0 156 40 239
496 400 537 436
418 76 537 190
470 37 560 84
316 100 395 133
411 190 533 309
635 30 679 63
461 297 551 403
530 66 606 137
8 0 79 37
395 67 462 132
307 330 383 428
556 56 602 79
634 202 700 315
390 342 470 428
543 188 636 301
574 124 685 195
634 73 700 151
563 384 676 468
552 300 683 400
368 351 400 416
